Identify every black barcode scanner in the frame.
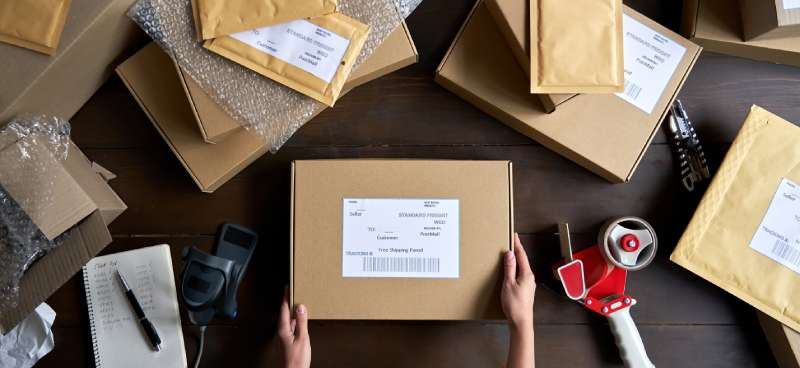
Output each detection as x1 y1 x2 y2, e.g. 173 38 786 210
180 223 258 326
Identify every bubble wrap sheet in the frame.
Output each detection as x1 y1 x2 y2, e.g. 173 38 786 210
0 115 71 311
129 0 423 152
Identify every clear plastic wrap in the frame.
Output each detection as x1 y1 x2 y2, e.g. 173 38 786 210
128 0 423 152
0 115 72 311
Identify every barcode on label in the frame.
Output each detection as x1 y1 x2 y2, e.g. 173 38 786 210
361 257 440 273
772 240 800 266
623 80 642 100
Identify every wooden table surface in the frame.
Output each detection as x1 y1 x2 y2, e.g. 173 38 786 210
35 0 800 366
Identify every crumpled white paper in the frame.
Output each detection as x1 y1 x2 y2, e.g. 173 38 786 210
0 303 56 368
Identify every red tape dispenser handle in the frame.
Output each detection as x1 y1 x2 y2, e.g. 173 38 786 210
556 224 586 300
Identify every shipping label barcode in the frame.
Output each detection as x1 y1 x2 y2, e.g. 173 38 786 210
772 240 800 266
362 257 441 273
623 80 643 100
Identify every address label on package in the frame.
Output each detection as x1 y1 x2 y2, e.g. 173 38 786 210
785 0 800 10
230 19 350 83
341 198 459 278
616 14 687 114
750 178 800 275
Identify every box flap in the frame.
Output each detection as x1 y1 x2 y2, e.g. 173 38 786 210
0 137 96 240
61 140 127 225
759 312 800 368
0 211 111 333
436 1 701 182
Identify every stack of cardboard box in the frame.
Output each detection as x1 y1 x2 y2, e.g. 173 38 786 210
683 0 800 68
117 22 419 193
435 0 701 183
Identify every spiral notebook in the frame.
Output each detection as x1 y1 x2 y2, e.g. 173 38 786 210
82 244 187 368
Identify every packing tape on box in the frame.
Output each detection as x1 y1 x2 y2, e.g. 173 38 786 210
0 115 72 311
128 0 423 152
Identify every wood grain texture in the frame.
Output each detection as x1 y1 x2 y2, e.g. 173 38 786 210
30 0 800 366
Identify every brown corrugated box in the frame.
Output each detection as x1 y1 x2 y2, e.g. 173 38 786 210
0 139 126 333
0 0 147 123
116 24 418 192
436 0 701 183
484 0 574 112
290 160 513 320
759 312 800 368
683 0 800 68
740 0 800 40
187 22 418 144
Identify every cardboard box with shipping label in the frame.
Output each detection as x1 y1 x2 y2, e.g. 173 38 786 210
0 0 147 123
740 0 800 40
671 105 800 333
484 0 575 112
290 160 513 320
683 0 800 68
0 138 126 333
436 0 701 183
117 23 417 192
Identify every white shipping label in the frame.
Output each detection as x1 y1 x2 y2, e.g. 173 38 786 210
750 178 800 275
342 198 460 278
230 19 350 83
616 14 687 114
785 0 800 10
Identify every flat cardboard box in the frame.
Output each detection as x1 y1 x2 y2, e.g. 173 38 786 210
117 24 418 192
484 0 574 112
186 22 418 144
683 0 800 68
740 0 800 40
0 0 147 123
436 1 701 183
290 160 513 320
671 105 800 334
759 312 800 368
0 140 125 333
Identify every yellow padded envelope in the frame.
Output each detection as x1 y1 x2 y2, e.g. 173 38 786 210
671 105 800 333
192 0 337 40
0 0 71 55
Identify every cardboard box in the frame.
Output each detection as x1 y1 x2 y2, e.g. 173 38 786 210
759 312 800 368
484 0 575 112
117 24 418 192
740 0 800 40
0 139 126 333
0 0 147 123
671 106 800 333
290 160 513 320
436 1 701 183
187 22 418 144
683 0 800 68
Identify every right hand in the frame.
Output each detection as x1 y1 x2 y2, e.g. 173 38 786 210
501 233 536 328
275 292 311 368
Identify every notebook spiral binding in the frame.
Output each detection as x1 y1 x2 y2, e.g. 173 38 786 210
83 266 103 368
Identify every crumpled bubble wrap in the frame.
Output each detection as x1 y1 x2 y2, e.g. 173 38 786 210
0 115 72 311
128 0 423 152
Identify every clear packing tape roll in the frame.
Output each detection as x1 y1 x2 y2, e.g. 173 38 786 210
129 0 423 152
0 115 72 311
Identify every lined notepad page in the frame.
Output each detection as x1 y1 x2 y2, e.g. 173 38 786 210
83 244 187 368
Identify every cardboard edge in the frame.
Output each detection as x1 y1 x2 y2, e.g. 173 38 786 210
624 44 704 182
114 66 209 192
400 21 419 62
682 0 700 39
289 161 296 309
508 160 514 251
435 0 483 75
174 60 216 144
484 0 529 75
758 312 800 368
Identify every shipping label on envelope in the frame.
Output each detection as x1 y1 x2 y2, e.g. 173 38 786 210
751 178 800 274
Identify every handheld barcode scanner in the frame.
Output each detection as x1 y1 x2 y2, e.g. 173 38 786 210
180 223 258 325
554 217 657 368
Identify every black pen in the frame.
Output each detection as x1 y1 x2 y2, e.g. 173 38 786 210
117 270 162 352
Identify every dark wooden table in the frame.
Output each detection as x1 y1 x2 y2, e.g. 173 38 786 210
35 0 800 366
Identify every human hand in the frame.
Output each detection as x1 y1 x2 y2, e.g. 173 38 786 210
275 292 311 368
501 233 536 329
